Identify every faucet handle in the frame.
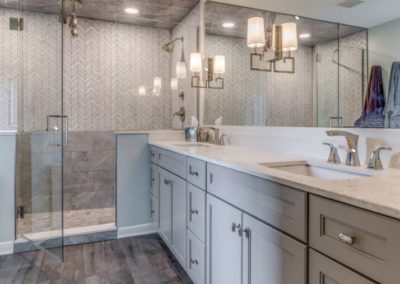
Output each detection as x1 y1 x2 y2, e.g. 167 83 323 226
368 146 392 170
323 143 341 164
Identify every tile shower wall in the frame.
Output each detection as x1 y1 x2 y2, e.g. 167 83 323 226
171 4 200 129
0 8 173 132
204 35 314 127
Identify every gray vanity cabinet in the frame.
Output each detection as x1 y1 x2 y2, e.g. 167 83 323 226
158 167 187 269
309 249 376 284
242 214 307 284
206 194 307 284
159 168 172 244
206 194 242 284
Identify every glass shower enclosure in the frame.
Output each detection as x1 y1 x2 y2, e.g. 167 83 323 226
4 0 65 261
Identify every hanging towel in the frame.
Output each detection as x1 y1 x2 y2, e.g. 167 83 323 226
355 65 386 128
385 62 400 128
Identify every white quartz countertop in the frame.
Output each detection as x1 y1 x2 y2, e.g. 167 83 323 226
150 141 400 220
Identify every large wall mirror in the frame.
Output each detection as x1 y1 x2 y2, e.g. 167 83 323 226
203 1 370 128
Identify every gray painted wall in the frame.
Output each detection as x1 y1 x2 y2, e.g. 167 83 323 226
116 134 151 228
0 133 16 242
369 18 400 92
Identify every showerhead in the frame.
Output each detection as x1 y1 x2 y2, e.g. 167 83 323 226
162 37 184 53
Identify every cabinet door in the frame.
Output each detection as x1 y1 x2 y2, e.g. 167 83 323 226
171 174 187 269
159 168 172 244
207 194 242 284
242 214 307 284
151 164 160 229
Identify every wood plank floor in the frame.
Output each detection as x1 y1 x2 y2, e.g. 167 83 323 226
0 234 193 284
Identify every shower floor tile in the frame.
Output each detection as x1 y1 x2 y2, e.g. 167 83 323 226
18 207 115 237
0 234 193 284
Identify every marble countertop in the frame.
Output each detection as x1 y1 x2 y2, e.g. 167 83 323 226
150 141 400 220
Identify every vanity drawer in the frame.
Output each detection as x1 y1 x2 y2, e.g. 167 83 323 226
187 184 206 242
207 163 307 242
309 195 400 284
187 230 206 284
158 148 186 179
150 146 158 164
309 249 376 284
187 157 206 190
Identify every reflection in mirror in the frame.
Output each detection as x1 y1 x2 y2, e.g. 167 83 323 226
204 2 367 128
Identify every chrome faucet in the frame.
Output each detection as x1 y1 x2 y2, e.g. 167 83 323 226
323 143 341 164
368 147 392 170
326 131 360 166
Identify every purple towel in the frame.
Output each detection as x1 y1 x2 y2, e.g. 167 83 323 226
355 65 386 128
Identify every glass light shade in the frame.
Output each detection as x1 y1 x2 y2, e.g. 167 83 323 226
247 17 265 48
213 55 225 74
176 61 187 79
138 86 146 96
170 78 178 90
153 76 162 90
190 53 202 72
282 22 298 51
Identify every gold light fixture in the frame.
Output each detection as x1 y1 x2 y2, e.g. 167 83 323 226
190 53 225 89
248 17 297 74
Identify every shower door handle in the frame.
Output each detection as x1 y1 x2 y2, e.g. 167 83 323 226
47 115 69 147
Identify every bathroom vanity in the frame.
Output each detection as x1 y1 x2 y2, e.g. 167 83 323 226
149 142 400 284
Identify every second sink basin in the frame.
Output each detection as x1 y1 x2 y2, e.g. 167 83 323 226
260 161 376 180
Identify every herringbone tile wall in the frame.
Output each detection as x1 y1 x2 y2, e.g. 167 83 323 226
0 8 174 131
171 4 200 129
204 35 314 127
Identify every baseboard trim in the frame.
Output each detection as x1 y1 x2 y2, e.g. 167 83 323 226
0 241 14 256
118 223 156 239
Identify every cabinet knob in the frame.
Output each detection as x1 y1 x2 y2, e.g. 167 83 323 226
190 258 198 265
232 223 241 232
191 209 199 215
151 152 155 157
338 233 355 246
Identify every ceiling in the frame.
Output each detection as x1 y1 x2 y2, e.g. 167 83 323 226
211 0 400 28
0 0 199 29
205 2 365 47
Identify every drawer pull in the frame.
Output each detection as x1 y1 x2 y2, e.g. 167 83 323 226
151 152 155 157
191 209 199 215
190 258 198 265
189 166 199 177
164 179 172 185
339 233 355 246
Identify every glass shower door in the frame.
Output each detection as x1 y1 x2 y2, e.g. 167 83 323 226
17 0 65 262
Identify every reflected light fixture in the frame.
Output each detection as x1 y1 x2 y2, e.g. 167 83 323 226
247 16 297 74
190 53 225 89
222 22 235 28
247 17 265 48
282 22 298 51
176 62 187 79
138 86 146 96
125 8 139 14
299 33 310 39
170 78 178 91
153 77 162 93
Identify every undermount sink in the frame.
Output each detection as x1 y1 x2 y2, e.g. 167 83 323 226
174 143 211 147
260 161 377 180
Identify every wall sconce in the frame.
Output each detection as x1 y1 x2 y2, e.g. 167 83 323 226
190 53 225 89
138 86 146 96
170 78 178 91
248 18 296 74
